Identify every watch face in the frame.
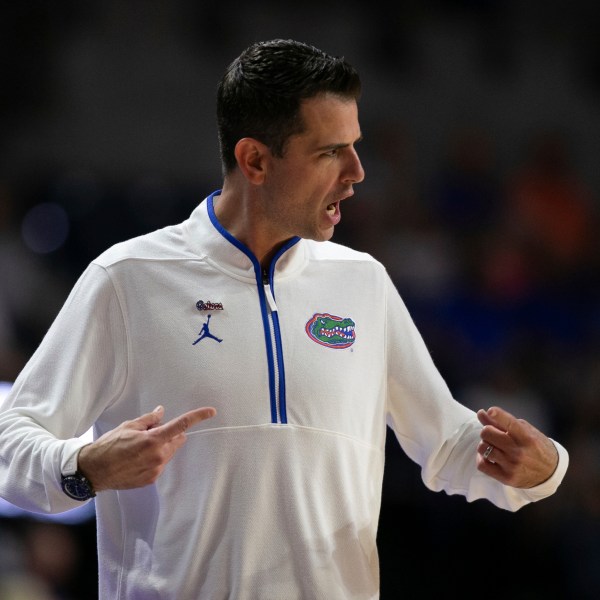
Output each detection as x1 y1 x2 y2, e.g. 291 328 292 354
62 475 94 501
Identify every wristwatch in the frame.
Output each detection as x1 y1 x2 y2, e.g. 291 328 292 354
61 471 96 501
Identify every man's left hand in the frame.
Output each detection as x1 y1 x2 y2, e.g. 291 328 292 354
476 406 559 488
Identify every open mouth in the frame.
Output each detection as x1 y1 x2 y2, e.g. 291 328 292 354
325 201 341 226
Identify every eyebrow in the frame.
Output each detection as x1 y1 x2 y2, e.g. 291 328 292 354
316 135 363 152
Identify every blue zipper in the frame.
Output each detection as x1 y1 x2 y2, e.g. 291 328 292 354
207 191 300 424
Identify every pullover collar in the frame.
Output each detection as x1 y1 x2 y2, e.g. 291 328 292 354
183 190 305 282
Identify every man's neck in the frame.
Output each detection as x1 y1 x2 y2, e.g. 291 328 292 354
213 180 289 269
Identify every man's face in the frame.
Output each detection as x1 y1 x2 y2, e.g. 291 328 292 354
262 94 364 244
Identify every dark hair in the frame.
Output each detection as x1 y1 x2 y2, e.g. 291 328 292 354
216 39 361 174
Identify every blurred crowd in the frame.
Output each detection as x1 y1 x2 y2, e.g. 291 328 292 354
1 1 600 598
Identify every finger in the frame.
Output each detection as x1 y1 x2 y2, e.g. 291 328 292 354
478 440 501 465
478 410 517 456
476 439 512 478
129 405 165 431
484 406 537 446
153 407 217 441
477 406 518 434
476 451 505 481
476 408 495 428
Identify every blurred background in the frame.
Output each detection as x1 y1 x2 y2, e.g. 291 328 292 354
1 1 599 598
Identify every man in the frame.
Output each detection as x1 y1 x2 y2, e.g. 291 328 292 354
0 39 568 599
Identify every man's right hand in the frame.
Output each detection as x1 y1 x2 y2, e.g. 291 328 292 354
77 405 216 492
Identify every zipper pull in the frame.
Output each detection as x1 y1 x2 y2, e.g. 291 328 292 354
264 283 278 312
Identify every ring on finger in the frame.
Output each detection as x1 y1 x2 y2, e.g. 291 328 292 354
483 445 496 463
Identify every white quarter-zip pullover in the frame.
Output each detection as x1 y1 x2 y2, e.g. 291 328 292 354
0 191 568 599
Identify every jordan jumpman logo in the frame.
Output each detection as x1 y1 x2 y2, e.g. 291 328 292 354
192 314 223 345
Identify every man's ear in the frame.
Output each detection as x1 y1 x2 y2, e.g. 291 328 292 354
234 138 269 184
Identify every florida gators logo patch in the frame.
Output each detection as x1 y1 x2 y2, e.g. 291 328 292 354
305 313 356 349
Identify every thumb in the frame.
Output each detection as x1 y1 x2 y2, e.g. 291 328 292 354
132 405 165 430
476 408 495 428
477 406 515 434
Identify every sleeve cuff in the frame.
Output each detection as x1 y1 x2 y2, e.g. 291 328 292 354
60 438 92 475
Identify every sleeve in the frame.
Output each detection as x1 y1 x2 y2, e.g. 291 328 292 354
383 274 568 511
0 263 128 514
